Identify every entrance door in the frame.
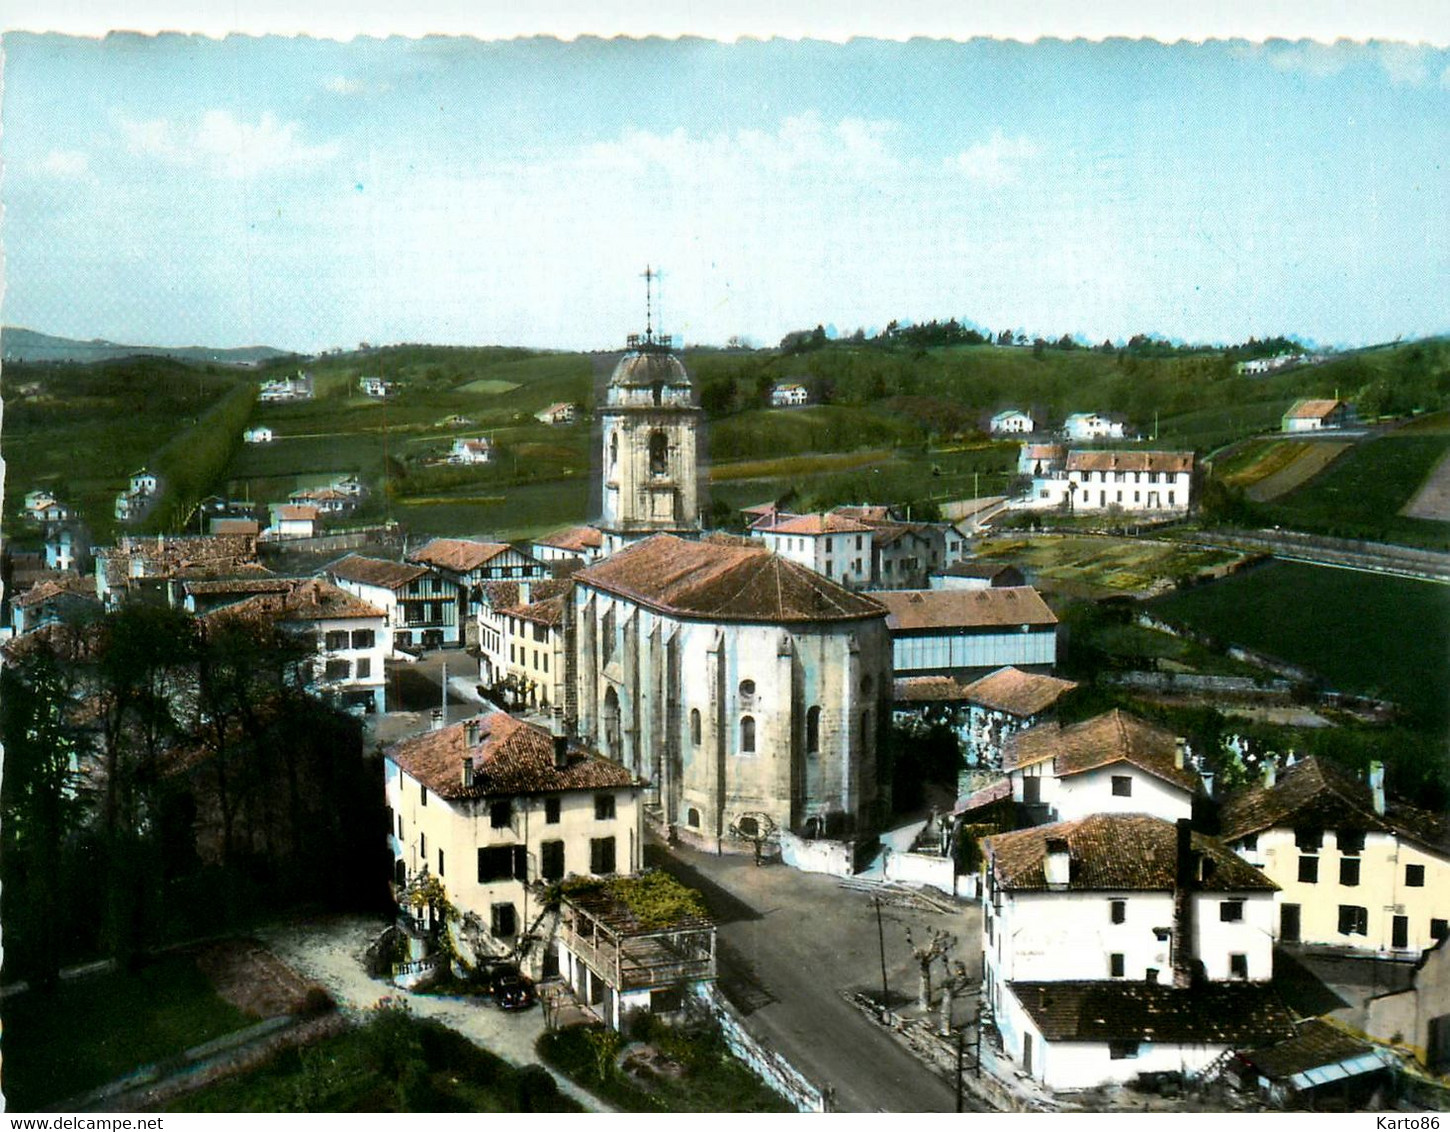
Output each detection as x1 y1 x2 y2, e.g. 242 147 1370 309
1393 915 1409 950
1281 903 1301 943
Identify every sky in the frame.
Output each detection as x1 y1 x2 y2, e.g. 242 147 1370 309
2 24 1447 354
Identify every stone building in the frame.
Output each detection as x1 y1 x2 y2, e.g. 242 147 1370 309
566 533 891 852
597 331 702 557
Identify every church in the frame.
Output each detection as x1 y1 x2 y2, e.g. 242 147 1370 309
562 294 892 852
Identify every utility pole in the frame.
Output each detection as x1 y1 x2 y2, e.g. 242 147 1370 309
441 659 448 724
874 896 889 1011
956 1029 965 1112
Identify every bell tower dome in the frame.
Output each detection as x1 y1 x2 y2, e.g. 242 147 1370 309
597 267 702 555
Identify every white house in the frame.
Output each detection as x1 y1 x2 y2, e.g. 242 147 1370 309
568 533 892 853
359 376 392 398
1239 354 1301 377
24 491 72 523
534 402 577 424
1282 399 1350 432
770 383 810 408
259 371 313 402
1027 450 1195 515
129 468 159 496
326 553 457 652
449 437 493 465
991 409 1035 435
243 426 274 444
1017 442 1066 477
532 525 606 567
870 587 1059 679
983 814 1291 1091
1003 709 1200 825
959 666 1078 771
407 538 549 627
500 594 568 715
756 512 875 589
1219 756 1450 957
384 711 644 973
266 503 320 539
203 577 389 713
1063 412 1127 441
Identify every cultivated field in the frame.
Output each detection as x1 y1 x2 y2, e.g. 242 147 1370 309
1402 450 1450 521
1150 560 1450 725
1243 440 1353 502
973 534 1245 598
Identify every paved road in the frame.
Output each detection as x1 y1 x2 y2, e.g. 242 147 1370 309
652 840 983 1112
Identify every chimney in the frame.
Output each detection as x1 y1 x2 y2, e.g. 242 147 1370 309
1201 770 1215 798
1174 737 1187 770
461 757 474 789
1171 818 1196 989
1043 838 1071 888
551 707 568 770
1368 761 1386 816
464 718 480 747
429 708 445 731
1263 758 1277 789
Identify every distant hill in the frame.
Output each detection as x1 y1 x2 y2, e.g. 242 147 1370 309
1 326 294 366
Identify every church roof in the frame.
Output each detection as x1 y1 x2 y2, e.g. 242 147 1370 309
574 534 887 625
609 349 690 388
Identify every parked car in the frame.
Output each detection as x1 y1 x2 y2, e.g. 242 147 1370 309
486 964 536 1010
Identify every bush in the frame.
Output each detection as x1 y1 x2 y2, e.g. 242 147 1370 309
299 986 335 1017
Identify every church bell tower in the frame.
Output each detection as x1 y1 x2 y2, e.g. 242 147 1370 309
597 268 702 555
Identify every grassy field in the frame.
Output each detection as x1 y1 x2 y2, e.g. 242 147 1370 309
973 535 1244 598
2 955 256 1111
1150 560 1450 726
1258 432 1450 548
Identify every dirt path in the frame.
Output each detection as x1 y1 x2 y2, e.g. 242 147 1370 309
1402 448 1450 521
257 915 612 1112
1245 441 1351 502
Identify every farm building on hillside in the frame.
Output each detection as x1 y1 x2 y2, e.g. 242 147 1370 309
534 402 577 424
1063 412 1127 441
243 426 274 444
991 409 1035 435
449 437 494 465
770 383 810 407
1282 398 1351 432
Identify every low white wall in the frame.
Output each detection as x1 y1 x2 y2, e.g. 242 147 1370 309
882 848 971 898
779 830 855 877
695 984 826 1112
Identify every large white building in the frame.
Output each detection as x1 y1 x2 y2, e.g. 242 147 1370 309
983 814 1291 1090
385 711 643 972
870 587 1059 679
567 533 892 851
1063 412 1127 441
1219 756 1450 957
1025 450 1195 515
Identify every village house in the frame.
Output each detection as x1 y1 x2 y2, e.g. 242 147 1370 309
534 402 577 424
258 371 313 402
500 594 567 714
326 553 458 652
10 575 101 637
266 503 320 539
1017 442 1066 477
870 587 1059 680
982 815 1291 1090
1027 450 1195 515
407 538 549 628
929 561 1027 591
448 436 494 465
1218 756 1450 957
568 533 892 852
1062 412 1128 441
182 576 297 617
384 711 644 975
243 426 274 444
359 376 392 398
114 468 161 523
769 383 810 408
289 486 359 515
958 666 1079 771
44 523 89 573
23 490 72 524
555 873 718 1031
755 512 875 589
1282 398 1351 432
204 577 389 714
531 525 606 568
991 408 1035 435
1002 709 1200 826
1239 354 1302 377
94 533 263 610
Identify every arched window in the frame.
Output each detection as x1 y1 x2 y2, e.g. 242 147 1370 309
687 807 700 828
740 715 756 754
609 431 619 470
649 431 669 476
603 686 621 760
806 705 821 753
690 708 701 747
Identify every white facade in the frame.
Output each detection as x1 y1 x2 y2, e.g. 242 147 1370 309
312 613 389 713
991 409 1034 434
759 522 874 589
1023 451 1194 515
1063 413 1125 441
1011 762 1193 825
244 426 274 444
449 437 493 464
770 384 810 407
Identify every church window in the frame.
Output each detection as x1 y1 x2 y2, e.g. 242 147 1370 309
687 807 700 828
807 706 821 753
739 678 755 699
601 607 615 663
609 431 618 470
649 431 669 476
740 715 756 754
690 708 701 746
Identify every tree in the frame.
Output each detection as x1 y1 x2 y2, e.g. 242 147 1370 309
904 926 955 1011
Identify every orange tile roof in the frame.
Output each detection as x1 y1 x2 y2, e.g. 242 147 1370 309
204 578 384 626
1011 981 1294 1046
274 504 320 522
986 814 1277 893
505 594 566 628
962 666 1077 717
575 534 887 624
1004 709 1198 792
1065 450 1194 474
386 711 635 800
872 587 1057 631
763 512 873 536
408 538 515 573
893 675 975 703
327 554 429 590
1284 398 1343 420
537 525 604 552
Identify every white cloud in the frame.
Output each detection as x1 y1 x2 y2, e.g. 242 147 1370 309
119 110 340 178
947 132 1041 186
39 149 89 177
323 75 365 95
